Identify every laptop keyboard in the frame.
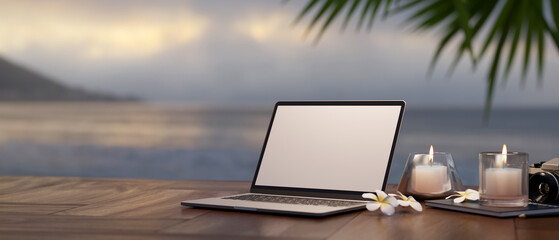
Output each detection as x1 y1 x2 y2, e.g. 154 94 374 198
223 194 365 207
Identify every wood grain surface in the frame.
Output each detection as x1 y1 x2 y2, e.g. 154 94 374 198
0 176 556 239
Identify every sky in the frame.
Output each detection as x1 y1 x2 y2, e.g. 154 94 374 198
1 0 558 109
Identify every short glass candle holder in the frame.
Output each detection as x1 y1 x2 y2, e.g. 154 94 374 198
479 152 528 207
398 152 464 200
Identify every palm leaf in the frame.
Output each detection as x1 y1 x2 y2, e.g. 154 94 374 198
428 26 458 76
293 0 559 120
366 0 383 29
502 1 523 83
293 0 321 25
315 0 348 42
532 0 545 83
342 0 362 30
522 14 533 85
357 0 374 29
302 0 335 39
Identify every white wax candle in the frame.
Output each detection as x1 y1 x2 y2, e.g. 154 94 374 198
484 168 522 196
412 165 449 193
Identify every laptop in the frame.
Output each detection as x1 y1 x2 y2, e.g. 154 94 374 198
181 100 406 217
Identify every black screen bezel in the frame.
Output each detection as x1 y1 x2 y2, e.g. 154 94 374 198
249 100 406 200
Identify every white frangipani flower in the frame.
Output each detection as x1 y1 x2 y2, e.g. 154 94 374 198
445 189 480 203
362 190 399 216
389 192 422 212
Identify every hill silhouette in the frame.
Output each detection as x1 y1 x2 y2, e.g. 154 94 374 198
0 57 136 101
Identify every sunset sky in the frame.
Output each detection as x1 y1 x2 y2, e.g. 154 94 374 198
1 0 558 108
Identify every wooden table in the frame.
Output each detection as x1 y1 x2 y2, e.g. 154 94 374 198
0 176 556 240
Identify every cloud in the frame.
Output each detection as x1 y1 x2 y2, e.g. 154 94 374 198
234 12 296 43
0 0 557 109
0 0 209 59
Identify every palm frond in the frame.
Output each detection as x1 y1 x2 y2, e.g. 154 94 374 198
342 0 362 30
294 0 559 120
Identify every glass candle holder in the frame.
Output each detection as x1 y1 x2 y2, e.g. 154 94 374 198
479 152 528 207
398 152 464 200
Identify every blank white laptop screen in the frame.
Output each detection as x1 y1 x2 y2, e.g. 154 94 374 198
255 105 402 192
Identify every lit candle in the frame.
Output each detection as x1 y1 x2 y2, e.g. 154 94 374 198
484 144 522 196
411 145 449 193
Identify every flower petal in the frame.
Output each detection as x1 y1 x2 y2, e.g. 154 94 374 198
380 203 395 216
453 196 466 203
366 202 381 211
466 191 479 201
398 200 410 206
386 196 399 207
362 193 378 201
375 190 387 201
445 194 460 199
410 201 423 212
399 194 408 201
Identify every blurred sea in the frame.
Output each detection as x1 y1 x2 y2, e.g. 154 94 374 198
1 102 559 186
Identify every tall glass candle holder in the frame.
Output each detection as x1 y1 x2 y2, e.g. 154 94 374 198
479 152 528 207
398 152 463 200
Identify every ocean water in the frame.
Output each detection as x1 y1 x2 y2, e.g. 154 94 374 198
1 102 558 186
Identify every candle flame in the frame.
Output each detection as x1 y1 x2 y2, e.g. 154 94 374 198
429 145 434 163
502 144 507 165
